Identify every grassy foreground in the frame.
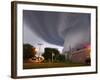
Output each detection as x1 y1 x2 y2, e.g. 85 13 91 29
23 62 90 69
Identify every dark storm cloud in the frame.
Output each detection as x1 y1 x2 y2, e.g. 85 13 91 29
23 10 90 51
23 10 64 46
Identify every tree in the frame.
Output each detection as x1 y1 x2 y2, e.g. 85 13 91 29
42 47 63 62
43 48 59 61
55 54 65 62
23 44 36 60
85 58 91 65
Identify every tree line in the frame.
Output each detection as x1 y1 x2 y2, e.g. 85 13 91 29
23 44 65 62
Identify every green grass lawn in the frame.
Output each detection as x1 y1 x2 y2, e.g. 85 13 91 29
23 61 90 69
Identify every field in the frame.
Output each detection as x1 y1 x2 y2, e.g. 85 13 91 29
23 62 90 69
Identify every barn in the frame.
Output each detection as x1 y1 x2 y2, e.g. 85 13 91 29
70 47 90 64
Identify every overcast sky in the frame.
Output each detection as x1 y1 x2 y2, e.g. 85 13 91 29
23 10 90 53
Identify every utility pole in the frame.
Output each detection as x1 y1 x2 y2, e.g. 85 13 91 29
69 45 72 60
52 52 54 62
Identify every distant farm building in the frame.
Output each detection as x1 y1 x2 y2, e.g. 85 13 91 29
65 47 90 64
